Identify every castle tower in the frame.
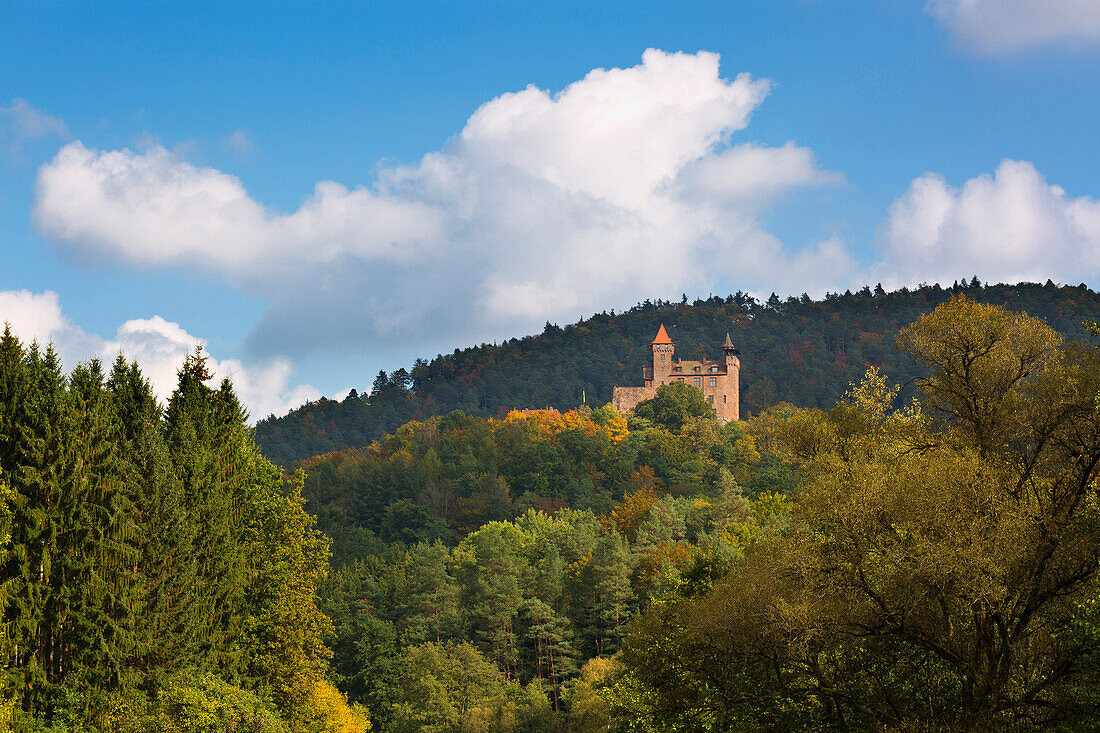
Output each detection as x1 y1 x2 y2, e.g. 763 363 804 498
720 332 740 421
651 323 674 383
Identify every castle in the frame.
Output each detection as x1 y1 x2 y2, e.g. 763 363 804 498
611 325 740 422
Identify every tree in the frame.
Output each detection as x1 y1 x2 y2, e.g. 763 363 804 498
396 542 460 644
389 642 506 733
633 382 713 432
108 355 199 679
590 532 633 656
56 359 139 693
461 528 525 675
163 351 251 678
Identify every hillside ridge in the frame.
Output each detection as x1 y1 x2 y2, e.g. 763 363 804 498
256 280 1100 466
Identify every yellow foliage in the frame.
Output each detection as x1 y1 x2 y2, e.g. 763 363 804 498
579 656 620 683
600 409 629 444
567 658 620 732
305 678 371 732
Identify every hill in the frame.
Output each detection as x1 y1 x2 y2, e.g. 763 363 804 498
256 279 1100 466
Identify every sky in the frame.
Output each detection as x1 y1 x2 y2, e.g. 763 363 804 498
2 0 1100 419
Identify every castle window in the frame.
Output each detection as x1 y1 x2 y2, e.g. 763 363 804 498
709 377 717 387
710 366 719 373
693 377 701 387
707 394 714 403
693 366 700 372
723 395 727 403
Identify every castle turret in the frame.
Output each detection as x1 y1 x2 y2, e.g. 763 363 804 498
721 333 740 421
651 324 674 382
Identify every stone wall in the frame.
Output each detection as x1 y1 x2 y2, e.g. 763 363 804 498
612 386 656 414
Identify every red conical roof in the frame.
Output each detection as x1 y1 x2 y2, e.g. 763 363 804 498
723 332 735 349
652 324 673 344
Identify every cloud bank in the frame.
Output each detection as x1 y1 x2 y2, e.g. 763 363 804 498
31 48 1100 372
33 49 845 359
0 289 321 419
927 0 1100 54
874 159 1100 287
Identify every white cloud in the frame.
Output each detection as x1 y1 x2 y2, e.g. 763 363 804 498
927 0 1100 54
33 49 843 359
873 159 1100 287
33 142 446 274
0 290 321 420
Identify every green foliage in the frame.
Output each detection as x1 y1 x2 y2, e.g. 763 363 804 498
0 335 350 732
615 298 1100 730
390 642 552 733
142 673 288 733
632 382 713 432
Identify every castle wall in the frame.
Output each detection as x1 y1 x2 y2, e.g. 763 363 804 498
612 386 656 414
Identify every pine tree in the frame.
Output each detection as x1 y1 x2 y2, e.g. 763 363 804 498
523 597 577 710
591 531 633 655
462 529 524 675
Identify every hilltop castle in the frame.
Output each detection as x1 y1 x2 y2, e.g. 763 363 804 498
611 325 740 422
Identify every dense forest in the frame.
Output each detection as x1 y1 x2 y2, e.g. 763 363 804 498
256 280 1100 467
0 331 369 731
290 295 1100 730
7 286 1100 731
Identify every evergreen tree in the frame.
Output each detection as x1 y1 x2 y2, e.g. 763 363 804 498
56 360 139 693
163 350 249 677
107 356 199 681
591 531 633 655
396 542 460 644
462 528 524 675
5 344 69 708
523 597 577 710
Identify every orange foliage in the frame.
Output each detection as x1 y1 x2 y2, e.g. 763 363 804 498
501 407 623 444
634 542 697 588
605 487 658 542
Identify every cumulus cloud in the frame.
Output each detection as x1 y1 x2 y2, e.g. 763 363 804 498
927 0 1100 54
33 142 446 274
33 49 844 360
0 290 322 419
1 98 68 155
873 159 1100 287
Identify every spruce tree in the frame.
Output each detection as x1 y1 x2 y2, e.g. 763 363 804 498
56 360 139 694
163 350 249 677
108 356 199 680
5 344 69 709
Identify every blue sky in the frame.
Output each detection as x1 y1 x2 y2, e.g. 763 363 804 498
2 1 1100 418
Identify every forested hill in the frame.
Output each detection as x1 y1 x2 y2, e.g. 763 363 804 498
256 280 1100 466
